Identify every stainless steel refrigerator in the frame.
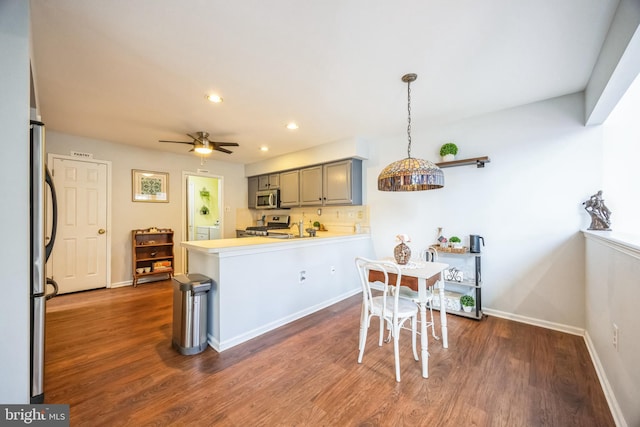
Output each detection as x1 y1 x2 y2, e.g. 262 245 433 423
30 120 58 403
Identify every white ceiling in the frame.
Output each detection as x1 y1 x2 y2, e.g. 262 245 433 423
30 0 619 165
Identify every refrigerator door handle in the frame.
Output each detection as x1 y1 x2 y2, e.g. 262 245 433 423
31 295 45 403
45 166 57 262
45 278 58 300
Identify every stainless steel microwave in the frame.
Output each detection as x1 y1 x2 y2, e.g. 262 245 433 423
256 189 280 209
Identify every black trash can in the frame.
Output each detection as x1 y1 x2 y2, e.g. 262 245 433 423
172 273 212 355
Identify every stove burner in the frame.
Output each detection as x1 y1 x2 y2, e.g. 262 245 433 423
245 224 290 236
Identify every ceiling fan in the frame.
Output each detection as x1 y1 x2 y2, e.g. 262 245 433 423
159 131 239 155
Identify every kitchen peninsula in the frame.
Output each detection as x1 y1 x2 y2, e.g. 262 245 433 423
182 232 374 351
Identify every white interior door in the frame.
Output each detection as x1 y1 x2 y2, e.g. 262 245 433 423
50 157 109 294
182 172 223 274
187 180 196 242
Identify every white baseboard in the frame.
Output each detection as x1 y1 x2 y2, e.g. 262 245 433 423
583 331 627 427
482 308 584 336
109 280 131 289
110 272 181 289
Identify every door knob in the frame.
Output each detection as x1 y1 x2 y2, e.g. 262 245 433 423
98 229 106 234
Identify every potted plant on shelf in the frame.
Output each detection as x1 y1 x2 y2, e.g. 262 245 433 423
460 295 475 312
449 236 462 249
440 142 458 161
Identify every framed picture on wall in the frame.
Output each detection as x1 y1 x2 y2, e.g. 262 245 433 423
132 170 169 202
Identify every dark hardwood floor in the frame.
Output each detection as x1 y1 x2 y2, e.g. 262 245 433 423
45 280 614 426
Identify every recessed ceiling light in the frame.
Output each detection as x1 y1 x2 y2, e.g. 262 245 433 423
206 94 223 103
260 146 269 152
286 122 299 130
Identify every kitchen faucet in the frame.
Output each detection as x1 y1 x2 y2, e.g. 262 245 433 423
291 220 304 237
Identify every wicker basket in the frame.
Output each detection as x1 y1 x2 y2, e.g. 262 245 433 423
430 245 469 254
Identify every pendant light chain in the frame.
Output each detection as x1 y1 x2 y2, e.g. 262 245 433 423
407 79 412 159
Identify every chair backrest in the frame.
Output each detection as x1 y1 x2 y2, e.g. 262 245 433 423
421 247 438 262
355 257 402 318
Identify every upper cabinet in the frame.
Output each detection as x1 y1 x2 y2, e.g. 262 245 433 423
300 165 323 205
248 158 362 209
258 173 280 190
247 176 259 209
300 159 362 206
279 170 300 207
323 159 362 205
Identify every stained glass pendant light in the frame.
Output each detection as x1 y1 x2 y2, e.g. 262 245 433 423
377 73 444 191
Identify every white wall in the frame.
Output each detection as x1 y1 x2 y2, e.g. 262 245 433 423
245 137 369 177
46 131 246 285
585 0 640 125
0 0 31 403
584 233 640 427
366 93 601 328
603 73 640 234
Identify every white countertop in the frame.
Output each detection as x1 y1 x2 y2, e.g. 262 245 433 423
181 231 371 254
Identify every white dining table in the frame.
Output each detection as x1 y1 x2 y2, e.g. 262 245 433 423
368 259 449 378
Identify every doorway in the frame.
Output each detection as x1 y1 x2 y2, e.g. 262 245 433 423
48 154 111 294
182 171 223 273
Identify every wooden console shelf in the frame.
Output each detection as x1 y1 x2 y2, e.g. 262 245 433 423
436 156 491 168
132 228 174 287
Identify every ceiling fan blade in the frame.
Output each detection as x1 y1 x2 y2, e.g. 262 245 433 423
213 142 239 147
159 140 195 145
186 133 202 142
215 147 233 154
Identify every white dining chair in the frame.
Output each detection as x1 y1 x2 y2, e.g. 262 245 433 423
396 247 439 340
355 257 419 382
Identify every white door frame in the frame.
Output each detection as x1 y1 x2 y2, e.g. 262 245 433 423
48 154 112 288
181 170 223 274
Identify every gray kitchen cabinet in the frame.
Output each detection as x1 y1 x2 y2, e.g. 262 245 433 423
247 158 362 209
323 159 362 205
258 173 279 190
279 170 300 207
247 176 259 209
300 165 323 205
301 160 362 206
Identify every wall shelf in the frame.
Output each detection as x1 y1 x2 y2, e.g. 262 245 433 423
436 156 491 169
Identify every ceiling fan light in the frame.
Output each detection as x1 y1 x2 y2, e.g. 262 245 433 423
194 146 213 154
206 94 223 103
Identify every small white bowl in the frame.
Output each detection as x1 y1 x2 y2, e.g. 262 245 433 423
144 267 151 273
136 268 144 274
